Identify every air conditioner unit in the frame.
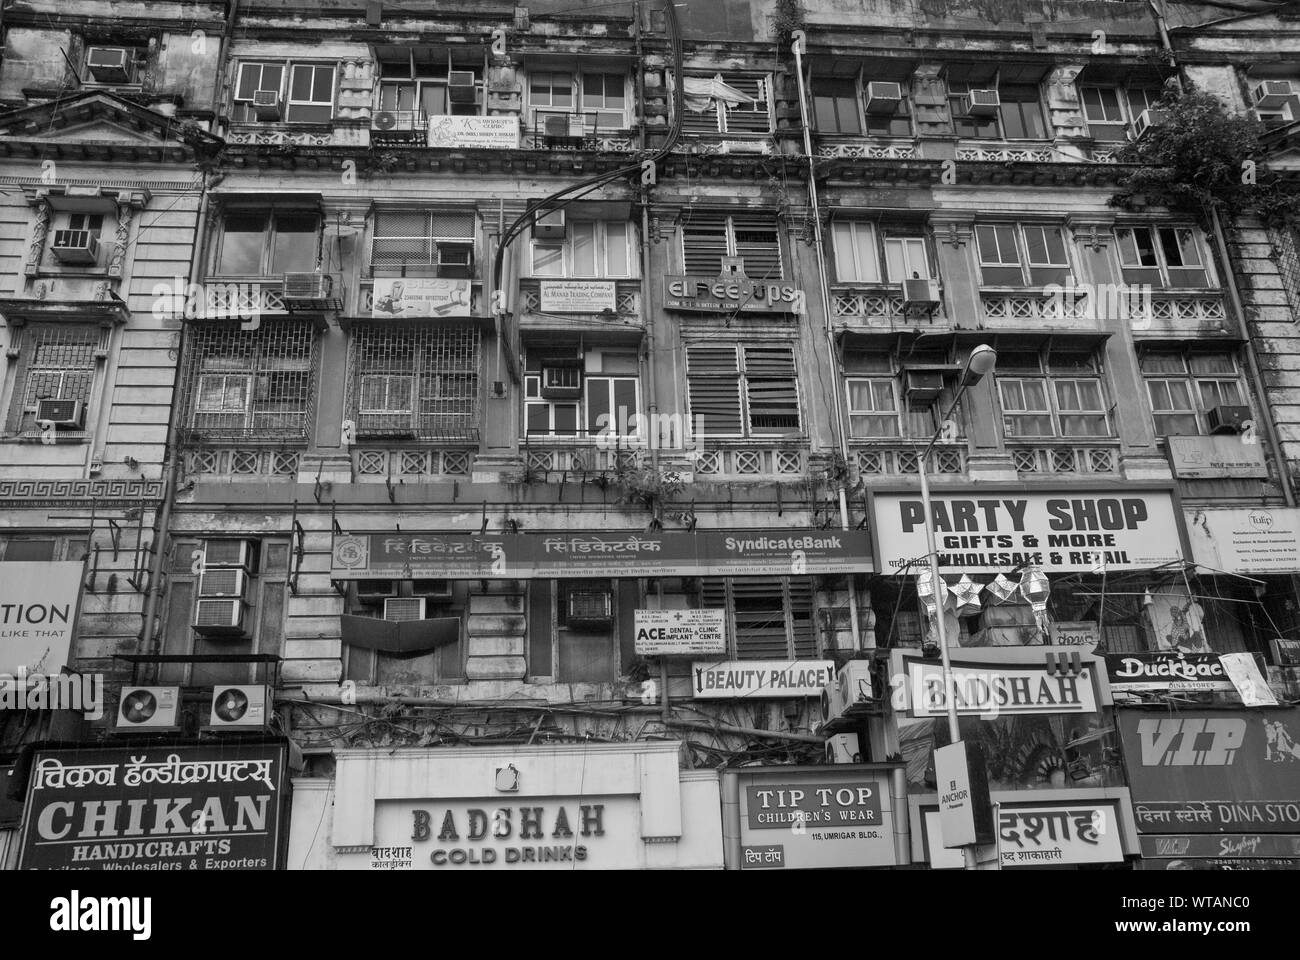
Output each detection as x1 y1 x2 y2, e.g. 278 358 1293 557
447 71 477 102
1272 637 1300 666
901 278 941 308
198 568 248 598
837 660 876 715
1133 108 1170 139
193 599 249 636
50 229 100 264
355 578 397 601
825 732 861 764
86 46 131 83
904 369 946 402
384 597 426 622
436 242 474 277
540 365 582 398
414 579 454 601
865 81 903 114
1254 80 1295 109
34 399 85 429
116 686 181 731
568 591 612 626
820 678 849 731
207 684 272 730
253 90 282 121
1206 404 1252 435
204 539 258 572
964 89 1000 116
533 209 567 240
283 272 330 300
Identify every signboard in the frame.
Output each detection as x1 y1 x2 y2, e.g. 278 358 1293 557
1117 708 1300 833
871 490 1183 574
1167 435 1267 479
732 766 900 869
935 742 977 848
379 796 631 869
634 609 726 656
1219 652 1278 707
691 660 834 699
901 655 1099 717
925 803 1124 868
1139 833 1300 860
663 275 805 314
371 277 473 318
426 115 519 149
331 530 873 580
17 743 288 870
0 561 84 677
539 280 616 314
1186 507 1300 574
1050 621 1100 647
1105 652 1233 693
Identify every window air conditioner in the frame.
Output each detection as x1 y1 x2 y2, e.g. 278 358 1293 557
116 686 181 731
86 46 131 83
865 81 903 114
436 242 474 277
372 110 413 132
1133 108 1170 140
193 599 250 636
824 732 861 764
533 209 567 240
208 685 272 730
51 229 100 264
283 272 330 300
904 370 946 402
820 660 876 733
384 597 426 622
567 591 612 626
204 539 258 572
964 89 1000 116
448 71 478 102
901 278 941 308
253 90 282 121
198 568 249 598
1253 80 1295 109
540 365 582 398
35 399 86 429
1206 404 1251 435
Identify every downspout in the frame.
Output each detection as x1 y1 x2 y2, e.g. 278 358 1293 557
791 33 863 653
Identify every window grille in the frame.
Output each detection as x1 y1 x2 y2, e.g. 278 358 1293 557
348 324 481 441
6 325 100 435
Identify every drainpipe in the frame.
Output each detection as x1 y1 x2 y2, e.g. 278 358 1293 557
791 33 863 654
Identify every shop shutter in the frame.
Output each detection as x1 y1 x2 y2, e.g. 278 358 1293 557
686 345 743 435
743 345 800 432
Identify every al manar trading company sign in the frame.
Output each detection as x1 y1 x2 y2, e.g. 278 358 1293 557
871 489 1183 574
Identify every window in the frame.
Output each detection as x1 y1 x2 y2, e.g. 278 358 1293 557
378 55 482 117
947 79 999 139
580 73 628 129
814 78 862 135
1116 226 1210 288
530 220 633 278
975 223 1070 286
831 223 932 284
996 350 1109 438
214 210 320 276
846 378 900 437
948 79 1046 140
1140 350 1246 436
0 536 88 562
351 325 480 441
523 350 639 439
528 579 634 682
371 209 475 273
344 580 467 685
864 80 912 137
82 43 145 85
232 61 335 123
1080 85 1161 142
4 325 100 435
681 73 771 135
885 237 931 281
185 322 317 441
686 343 800 437
701 577 816 659
681 212 781 278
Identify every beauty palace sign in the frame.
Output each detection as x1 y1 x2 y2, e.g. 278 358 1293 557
870 489 1184 574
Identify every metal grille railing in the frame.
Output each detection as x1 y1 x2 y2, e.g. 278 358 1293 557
8 324 100 436
1009 445 1118 475
1269 225 1300 322
853 446 964 477
347 324 481 442
179 321 319 444
371 210 475 270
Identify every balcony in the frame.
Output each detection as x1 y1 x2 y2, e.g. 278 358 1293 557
523 434 645 478
1131 292 1231 338
956 142 1057 163
185 448 302 478
1008 443 1119 476
517 279 642 324
371 109 429 146
523 113 636 152
852 443 966 479
691 442 809 480
816 139 918 160
354 448 474 479
981 290 1097 330
832 284 946 332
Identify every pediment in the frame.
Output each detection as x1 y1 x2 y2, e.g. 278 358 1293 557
0 92 221 157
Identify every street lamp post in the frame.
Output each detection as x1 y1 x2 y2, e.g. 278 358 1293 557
916 343 997 870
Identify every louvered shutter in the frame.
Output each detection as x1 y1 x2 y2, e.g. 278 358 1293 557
786 577 816 658
703 578 818 660
743 345 800 433
731 213 782 280
682 212 728 275
722 77 771 133
686 345 743 435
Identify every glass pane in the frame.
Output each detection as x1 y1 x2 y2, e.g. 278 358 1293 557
532 243 564 276
273 214 318 274
613 378 638 429
903 238 928 279
975 225 1001 264
3 540 56 561
1189 354 1235 376
1139 352 1185 374
1022 380 1049 410
525 403 550 433
847 380 873 411
1132 228 1159 267
872 380 896 411
572 221 596 276
883 238 905 281
553 403 578 435
1060 414 1107 437
421 85 448 116
216 214 267 275
1176 229 1202 267
1158 227 1185 267
999 380 1025 411
312 66 334 101
586 377 610 434
605 222 629 277
291 66 315 101
834 223 862 281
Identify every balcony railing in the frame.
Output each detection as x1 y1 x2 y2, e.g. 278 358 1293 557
957 143 1056 163
816 140 918 160
1009 443 1119 476
523 113 636 151
833 285 946 329
853 444 965 478
691 443 808 479
1135 293 1230 336
185 448 301 478
371 109 429 145
186 279 287 319
517 278 642 318
522 429 646 477
355 448 473 478
981 290 1094 327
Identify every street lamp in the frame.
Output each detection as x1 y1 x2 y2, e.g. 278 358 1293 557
915 343 996 869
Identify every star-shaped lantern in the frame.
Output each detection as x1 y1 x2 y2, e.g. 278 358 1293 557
949 574 982 617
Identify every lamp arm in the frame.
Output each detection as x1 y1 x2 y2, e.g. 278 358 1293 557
918 380 974 465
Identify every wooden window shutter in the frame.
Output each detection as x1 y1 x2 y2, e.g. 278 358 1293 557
686 344 743 435
743 344 800 433
731 213 782 280
682 212 729 275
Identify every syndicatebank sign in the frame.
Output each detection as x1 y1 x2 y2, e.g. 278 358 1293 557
872 489 1183 573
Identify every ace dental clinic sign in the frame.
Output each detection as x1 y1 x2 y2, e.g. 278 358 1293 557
0 562 84 676
872 490 1183 574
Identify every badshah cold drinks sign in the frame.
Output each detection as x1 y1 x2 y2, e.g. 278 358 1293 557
18 744 288 870
871 490 1183 573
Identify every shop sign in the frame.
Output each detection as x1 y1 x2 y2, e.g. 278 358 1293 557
371 277 473 318
1050 621 1100 647
732 766 901 869
538 280 616 313
1218 652 1278 707
1167 435 1267 479
691 660 834 699
634 609 726 656
1139 833 1300 859
934 741 978 847
900 654 1099 718
871 490 1183 574
331 529 873 580
1118 708 1300 833
0 561 84 677
663 275 805 313
379 796 632 869
925 802 1124 868
1186 507 1300 574
1105 652 1233 693
1136 858 1300 870
17 744 287 870
426 115 519 149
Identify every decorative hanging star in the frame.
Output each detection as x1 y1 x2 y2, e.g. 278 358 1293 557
984 574 1017 604
950 574 982 616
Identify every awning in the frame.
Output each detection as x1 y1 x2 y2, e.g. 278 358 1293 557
340 614 462 655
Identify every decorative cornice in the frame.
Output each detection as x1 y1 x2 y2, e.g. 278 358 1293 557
0 479 163 507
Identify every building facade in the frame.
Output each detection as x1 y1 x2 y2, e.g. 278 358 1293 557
2 0 1299 871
